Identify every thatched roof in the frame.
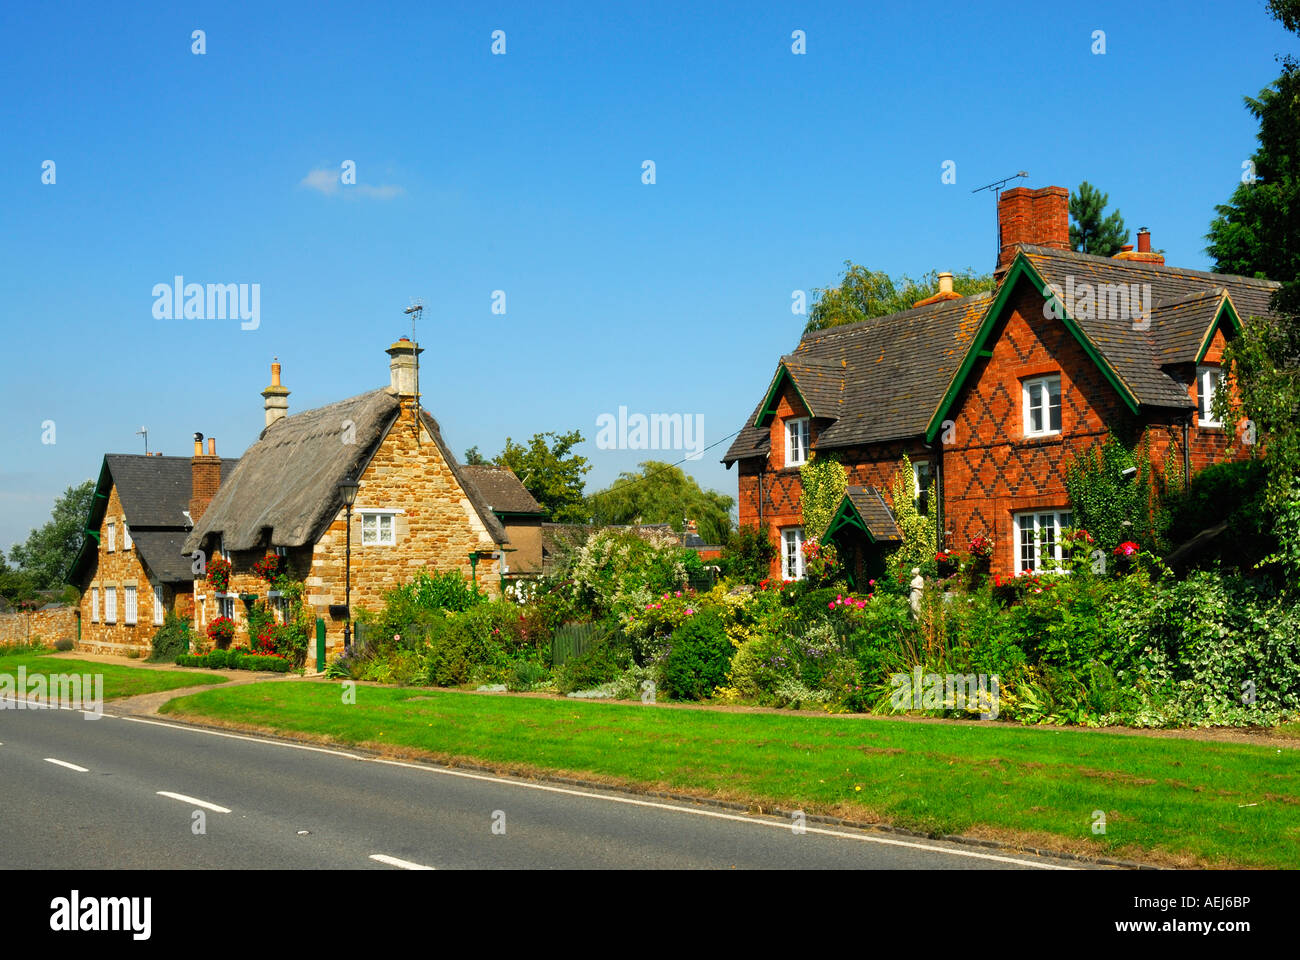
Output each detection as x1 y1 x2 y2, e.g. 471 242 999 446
183 390 507 554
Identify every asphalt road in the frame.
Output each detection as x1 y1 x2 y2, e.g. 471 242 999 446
0 701 1084 870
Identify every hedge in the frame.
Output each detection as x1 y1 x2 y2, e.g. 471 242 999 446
176 650 293 673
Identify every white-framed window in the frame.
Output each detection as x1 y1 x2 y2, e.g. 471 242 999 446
785 417 810 467
1022 375 1062 437
1015 510 1073 574
122 522 132 551
104 586 117 624
217 595 236 620
361 511 397 546
913 461 933 516
91 586 99 623
781 526 805 580
106 521 116 552
1197 365 1224 427
124 585 138 626
153 584 165 625
270 593 292 624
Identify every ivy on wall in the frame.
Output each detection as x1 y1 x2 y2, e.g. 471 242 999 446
890 453 937 571
800 454 848 541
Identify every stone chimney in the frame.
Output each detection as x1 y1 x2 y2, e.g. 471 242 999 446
386 337 424 398
996 186 1070 273
1112 226 1165 265
190 432 222 526
261 358 290 428
913 271 964 308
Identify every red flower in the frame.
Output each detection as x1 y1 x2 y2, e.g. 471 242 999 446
1114 541 1139 557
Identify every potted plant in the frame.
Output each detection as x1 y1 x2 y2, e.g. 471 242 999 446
207 555 233 594
206 615 236 650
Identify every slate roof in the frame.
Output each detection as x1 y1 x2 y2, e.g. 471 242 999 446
1018 245 1280 409
723 291 994 462
67 454 238 586
184 389 506 554
725 246 1281 463
460 465 544 515
844 486 902 542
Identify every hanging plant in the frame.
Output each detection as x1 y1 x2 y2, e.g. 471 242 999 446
207 616 236 649
252 552 284 586
207 555 233 594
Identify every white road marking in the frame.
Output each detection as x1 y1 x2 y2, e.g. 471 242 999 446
44 758 89 772
156 791 232 813
369 854 435 870
120 715 1073 869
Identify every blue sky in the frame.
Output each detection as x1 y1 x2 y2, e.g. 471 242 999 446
1 0 1294 554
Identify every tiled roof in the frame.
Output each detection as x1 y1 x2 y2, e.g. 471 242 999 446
725 246 1281 464
723 292 993 462
844 486 902 542
1019 245 1279 408
104 454 238 528
461 465 544 515
130 530 197 583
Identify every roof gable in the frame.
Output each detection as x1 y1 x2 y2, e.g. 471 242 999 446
824 486 902 543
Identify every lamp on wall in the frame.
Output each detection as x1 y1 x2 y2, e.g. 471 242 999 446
338 477 360 653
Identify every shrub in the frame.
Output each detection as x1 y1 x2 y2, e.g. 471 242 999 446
719 525 776 584
554 634 631 694
424 604 514 686
1064 433 1158 553
148 611 191 663
661 610 733 701
566 528 691 617
54 637 74 652
506 659 551 692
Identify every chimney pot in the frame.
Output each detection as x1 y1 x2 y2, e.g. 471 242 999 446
937 272 954 295
193 432 203 457
386 338 424 398
207 437 216 456
1137 227 1151 253
996 185 1070 273
262 358 291 428
1119 244 1134 253
190 432 221 526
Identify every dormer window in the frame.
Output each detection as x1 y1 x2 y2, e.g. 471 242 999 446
1022 375 1062 438
785 417 810 467
1197 366 1224 428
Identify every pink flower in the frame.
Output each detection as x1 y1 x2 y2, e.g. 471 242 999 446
828 602 835 609
685 608 694 615
675 591 682 598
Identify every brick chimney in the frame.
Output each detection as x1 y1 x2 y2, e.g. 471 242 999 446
385 337 423 398
996 186 1070 273
1112 226 1165 265
190 432 222 526
261 358 290 428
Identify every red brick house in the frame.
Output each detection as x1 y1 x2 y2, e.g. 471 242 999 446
724 185 1279 582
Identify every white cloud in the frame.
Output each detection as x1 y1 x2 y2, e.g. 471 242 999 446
299 169 404 199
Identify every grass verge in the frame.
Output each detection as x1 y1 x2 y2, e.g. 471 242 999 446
0 650 229 700
158 680 1300 868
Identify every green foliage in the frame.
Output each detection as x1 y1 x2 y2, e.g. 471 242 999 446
1156 459 1273 570
799 454 847 541
1069 181 1129 257
148 611 192 663
805 263 993 333
889 454 937 573
54 637 74 652
718 525 775 584
553 633 632 694
1063 434 1156 552
177 650 292 672
565 528 691 618
587 460 734 545
661 610 733 701
493 430 591 523
8 480 95 589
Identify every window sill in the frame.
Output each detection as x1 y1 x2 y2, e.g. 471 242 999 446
1016 433 1063 447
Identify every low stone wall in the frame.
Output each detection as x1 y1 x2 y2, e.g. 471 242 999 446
0 607 78 648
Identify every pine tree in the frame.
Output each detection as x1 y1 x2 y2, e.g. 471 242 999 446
1069 181 1129 257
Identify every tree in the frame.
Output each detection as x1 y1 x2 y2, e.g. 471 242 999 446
805 263 992 333
494 430 591 523
1069 181 1129 257
463 446 488 465
9 480 95 589
587 461 734 545
1206 3 1300 511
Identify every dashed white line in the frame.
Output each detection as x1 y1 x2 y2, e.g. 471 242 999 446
120 714 1072 869
44 758 89 772
370 854 435 870
156 791 232 814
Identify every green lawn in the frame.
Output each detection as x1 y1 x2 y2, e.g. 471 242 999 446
160 681 1300 868
0 650 229 701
